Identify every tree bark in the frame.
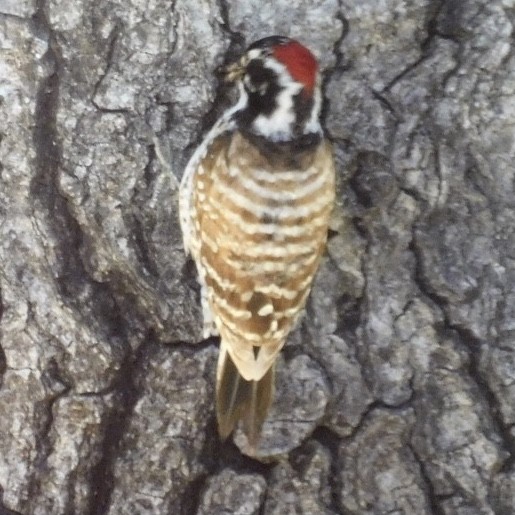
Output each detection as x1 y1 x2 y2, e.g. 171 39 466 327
0 0 514 513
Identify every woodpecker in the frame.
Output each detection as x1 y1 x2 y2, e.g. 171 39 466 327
179 36 335 445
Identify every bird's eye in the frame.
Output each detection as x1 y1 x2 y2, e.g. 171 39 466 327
257 82 268 95
244 74 269 96
245 60 273 95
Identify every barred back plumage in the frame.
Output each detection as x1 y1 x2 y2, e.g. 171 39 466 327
192 132 334 379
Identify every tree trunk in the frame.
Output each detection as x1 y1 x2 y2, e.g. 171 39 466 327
0 1 514 513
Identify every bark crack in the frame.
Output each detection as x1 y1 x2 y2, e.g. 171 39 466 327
217 0 245 51
30 0 94 306
453 324 515 473
321 0 349 128
179 407 273 513
0 11 30 21
25 360 72 513
410 228 515 474
0 285 5 390
122 205 161 280
0 491 23 515
180 0 243 164
29 0 140 351
311 426 350 515
86 335 154 515
91 22 129 114
408 441 449 515
382 0 446 94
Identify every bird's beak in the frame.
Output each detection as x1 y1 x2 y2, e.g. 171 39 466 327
217 57 247 84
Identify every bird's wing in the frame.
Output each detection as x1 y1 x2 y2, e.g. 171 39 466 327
179 83 248 257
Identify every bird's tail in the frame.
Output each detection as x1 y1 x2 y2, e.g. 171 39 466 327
216 342 275 447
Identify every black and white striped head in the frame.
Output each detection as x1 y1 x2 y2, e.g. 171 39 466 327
223 36 322 143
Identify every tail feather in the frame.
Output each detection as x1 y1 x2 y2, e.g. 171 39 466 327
242 367 275 446
216 344 275 446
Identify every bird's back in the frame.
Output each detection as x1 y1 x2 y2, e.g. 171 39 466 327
186 130 335 381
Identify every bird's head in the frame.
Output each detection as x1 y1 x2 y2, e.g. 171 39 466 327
222 36 322 143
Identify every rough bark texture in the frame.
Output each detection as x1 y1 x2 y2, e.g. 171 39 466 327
0 0 514 514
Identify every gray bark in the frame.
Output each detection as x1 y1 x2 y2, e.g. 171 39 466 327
0 0 514 514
